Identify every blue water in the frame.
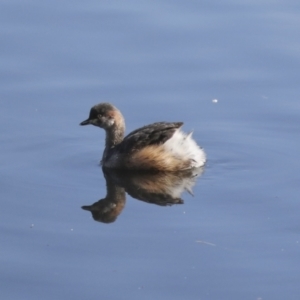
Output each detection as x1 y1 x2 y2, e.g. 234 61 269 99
1 1 300 299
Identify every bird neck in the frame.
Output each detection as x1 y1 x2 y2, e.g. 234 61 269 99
103 124 125 160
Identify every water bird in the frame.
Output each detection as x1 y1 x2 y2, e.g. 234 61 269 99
80 103 206 171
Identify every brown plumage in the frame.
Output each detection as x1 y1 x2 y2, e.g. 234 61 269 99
80 103 206 171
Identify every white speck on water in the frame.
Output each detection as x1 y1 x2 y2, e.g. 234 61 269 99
212 99 218 103
30 224 34 228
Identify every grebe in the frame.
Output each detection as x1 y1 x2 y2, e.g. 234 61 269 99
80 103 206 171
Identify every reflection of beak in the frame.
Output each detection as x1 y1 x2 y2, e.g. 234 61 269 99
80 119 90 126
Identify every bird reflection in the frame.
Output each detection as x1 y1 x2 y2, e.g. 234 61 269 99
82 167 204 223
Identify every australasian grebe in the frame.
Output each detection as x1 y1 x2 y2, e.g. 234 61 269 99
80 103 206 171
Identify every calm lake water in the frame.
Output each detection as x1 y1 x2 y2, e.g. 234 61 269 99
1 1 300 299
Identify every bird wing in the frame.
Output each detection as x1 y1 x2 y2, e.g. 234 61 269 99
117 122 183 153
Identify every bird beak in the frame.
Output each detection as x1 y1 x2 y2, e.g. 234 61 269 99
80 119 90 126
81 205 93 211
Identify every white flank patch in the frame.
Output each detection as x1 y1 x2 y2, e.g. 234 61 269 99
163 129 206 168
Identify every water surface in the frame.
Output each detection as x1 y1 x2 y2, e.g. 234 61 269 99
1 1 300 299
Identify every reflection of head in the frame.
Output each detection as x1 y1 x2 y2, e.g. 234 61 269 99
82 174 126 223
82 200 121 223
